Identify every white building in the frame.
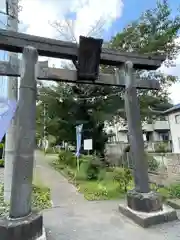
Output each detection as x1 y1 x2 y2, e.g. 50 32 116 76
104 119 171 152
164 104 180 153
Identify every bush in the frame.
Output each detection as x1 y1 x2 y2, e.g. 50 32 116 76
146 154 159 172
0 184 51 216
168 184 180 199
58 150 76 168
32 184 51 210
0 143 4 149
77 155 103 181
0 160 4 167
155 142 168 153
113 167 132 192
0 143 4 160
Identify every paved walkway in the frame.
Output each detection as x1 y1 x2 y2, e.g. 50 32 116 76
34 151 180 240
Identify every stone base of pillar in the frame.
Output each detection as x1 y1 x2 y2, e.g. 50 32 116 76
0 211 43 240
119 189 178 228
127 189 163 212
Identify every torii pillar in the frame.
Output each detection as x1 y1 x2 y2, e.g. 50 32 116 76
118 61 177 228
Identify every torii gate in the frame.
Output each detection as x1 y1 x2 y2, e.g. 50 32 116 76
0 28 177 239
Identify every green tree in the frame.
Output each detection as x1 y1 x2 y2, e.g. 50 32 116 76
37 0 179 156
109 0 179 119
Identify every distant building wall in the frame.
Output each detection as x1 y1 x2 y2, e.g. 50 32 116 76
168 112 180 153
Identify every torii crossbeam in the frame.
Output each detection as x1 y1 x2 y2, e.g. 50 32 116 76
0 60 160 89
0 28 165 70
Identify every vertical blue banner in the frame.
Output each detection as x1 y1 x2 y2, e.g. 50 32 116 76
0 97 17 142
75 124 83 157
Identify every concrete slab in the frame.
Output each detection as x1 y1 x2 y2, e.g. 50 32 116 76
119 202 178 228
37 227 46 240
0 211 43 240
166 199 180 209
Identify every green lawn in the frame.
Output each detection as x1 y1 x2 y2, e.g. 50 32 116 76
49 150 180 203
51 160 134 200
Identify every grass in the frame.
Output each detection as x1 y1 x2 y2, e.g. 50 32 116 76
51 160 177 202
0 173 52 217
77 180 125 200
50 150 180 203
51 159 133 201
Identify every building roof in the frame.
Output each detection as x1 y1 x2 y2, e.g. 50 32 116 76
164 104 180 115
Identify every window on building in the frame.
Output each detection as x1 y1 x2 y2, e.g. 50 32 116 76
160 132 169 141
175 114 180 124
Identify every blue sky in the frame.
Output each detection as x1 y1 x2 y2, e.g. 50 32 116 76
104 0 180 40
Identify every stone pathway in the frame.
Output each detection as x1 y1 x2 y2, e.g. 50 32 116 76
35 151 180 240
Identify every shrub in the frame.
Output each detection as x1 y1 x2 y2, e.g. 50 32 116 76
0 143 4 149
0 184 51 216
146 154 159 172
0 144 4 159
0 160 4 167
76 161 89 181
155 142 168 153
77 155 102 181
98 168 106 181
32 184 51 210
58 150 76 168
168 184 180 199
113 167 132 192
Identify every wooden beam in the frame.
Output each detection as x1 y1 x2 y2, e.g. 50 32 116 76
0 61 160 90
0 28 165 70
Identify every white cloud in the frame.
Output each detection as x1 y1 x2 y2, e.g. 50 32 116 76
70 0 123 39
18 0 123 68
169 82 180 104
19 0 123 39
159 37 180 104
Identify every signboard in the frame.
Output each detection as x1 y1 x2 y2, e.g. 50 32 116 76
84 139 93 150
0 97 17 142
75 124 83 157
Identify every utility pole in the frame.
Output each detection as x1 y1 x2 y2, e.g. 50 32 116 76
4 0 19 202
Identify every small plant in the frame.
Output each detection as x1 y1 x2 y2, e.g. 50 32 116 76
155 142 168 153
0 183 51 216
0 143 4 149
0 143 4 160
58 150 76 168
168 184 180 199
32 184 51 210
0 185 9 216
82 155 102 180
146 154 159 172
113 167 132 192
0 160 4 168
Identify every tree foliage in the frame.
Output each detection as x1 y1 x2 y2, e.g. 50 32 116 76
109 0 180 117
37 0 180 156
